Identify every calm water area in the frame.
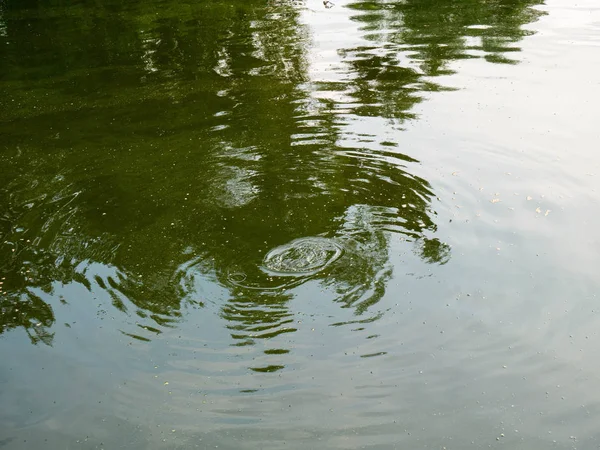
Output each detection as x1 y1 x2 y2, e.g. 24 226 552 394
1 0 600 448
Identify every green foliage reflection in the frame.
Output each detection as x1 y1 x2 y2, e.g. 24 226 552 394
0 0 544 346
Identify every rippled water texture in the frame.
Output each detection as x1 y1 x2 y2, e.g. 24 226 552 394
262 237 343 276
227 236 344 289
1 0 600 448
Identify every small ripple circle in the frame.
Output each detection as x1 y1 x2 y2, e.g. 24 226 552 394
261 237 343 276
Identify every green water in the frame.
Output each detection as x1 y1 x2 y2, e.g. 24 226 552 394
1 0 600 448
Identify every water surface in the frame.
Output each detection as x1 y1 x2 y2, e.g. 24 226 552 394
1 0 600 448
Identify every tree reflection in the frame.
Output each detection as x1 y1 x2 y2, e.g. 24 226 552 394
337 0 545 122
0 0 542 348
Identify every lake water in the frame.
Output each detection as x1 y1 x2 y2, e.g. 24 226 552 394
1 0 600 448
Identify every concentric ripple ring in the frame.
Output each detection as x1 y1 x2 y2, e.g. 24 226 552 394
261 237 343 277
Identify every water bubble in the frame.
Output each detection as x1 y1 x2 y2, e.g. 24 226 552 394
226 236 344 290
261 237 343 277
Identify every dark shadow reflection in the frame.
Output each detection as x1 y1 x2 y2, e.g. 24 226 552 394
0 0 543 352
